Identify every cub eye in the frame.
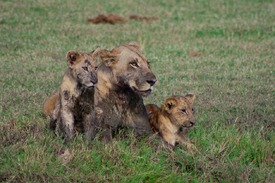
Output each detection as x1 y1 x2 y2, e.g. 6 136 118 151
82 67 88 71
192 108 195 114
95 66 98 71
181 109 187 113
130 61 139 68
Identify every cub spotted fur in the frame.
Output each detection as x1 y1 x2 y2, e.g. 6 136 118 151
89 43 157 141
146 94 196 151
43 50 99 140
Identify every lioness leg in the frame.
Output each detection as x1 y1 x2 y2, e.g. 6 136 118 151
129 113 153 136
84 111 96 140
133 121 153 136
102 125 113 143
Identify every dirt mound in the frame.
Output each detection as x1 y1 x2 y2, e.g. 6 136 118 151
87 14 127 24
87 14 158 24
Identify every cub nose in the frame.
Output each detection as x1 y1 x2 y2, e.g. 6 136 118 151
146 79 157 86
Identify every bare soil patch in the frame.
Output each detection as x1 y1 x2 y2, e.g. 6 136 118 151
87 14 127 24
87 14 158 24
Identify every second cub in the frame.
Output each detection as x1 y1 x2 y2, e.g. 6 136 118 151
145 94 196 151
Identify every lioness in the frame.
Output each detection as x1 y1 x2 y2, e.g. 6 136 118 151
43 50 99 140
89 43 157 141
145 94 196 151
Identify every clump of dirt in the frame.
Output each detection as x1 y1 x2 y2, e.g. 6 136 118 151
129 14 159 23
87 14 127 24
87 14 158 25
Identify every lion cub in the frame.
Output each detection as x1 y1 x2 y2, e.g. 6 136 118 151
146 94 196 151
43 50 99 140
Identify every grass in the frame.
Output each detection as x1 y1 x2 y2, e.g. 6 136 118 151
0 0 274 182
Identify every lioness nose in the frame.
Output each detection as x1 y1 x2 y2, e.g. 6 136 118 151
146 79 157 86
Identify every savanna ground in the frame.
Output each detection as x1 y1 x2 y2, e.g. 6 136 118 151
0 0 274 182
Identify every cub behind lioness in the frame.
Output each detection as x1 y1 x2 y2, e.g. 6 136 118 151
43 50 99 140
146 94 196 151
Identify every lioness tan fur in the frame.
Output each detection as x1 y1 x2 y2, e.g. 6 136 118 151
88 43 157 141
42 50 99 140
146 94 196 151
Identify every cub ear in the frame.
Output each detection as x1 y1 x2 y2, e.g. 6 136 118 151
185 93 196 104
66 51 80 67
163 97 177 114
99 49 118 67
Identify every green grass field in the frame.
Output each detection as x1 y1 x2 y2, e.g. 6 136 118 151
1 0 274 182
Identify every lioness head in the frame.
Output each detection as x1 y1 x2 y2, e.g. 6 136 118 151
162 94 196 128
99 43 157 96
66 50 98 88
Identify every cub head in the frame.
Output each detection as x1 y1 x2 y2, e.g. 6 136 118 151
99 43 157 97
66 50 98 88
161 94 196 128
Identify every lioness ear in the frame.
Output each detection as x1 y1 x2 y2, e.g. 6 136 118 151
185 93 196 104
128 42 141 51
66 50 80 67
99 49 118 67
90 48 104 56
163 97 177 113
90 48 105 65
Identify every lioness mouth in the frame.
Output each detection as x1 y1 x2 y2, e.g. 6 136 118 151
133 87 152 96
85 83 95 88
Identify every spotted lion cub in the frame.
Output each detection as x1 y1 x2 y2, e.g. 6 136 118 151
146 94 196 151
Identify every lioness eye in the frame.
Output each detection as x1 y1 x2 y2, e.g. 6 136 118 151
130 62 139 68
95 66 98 71
82 67 88 71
